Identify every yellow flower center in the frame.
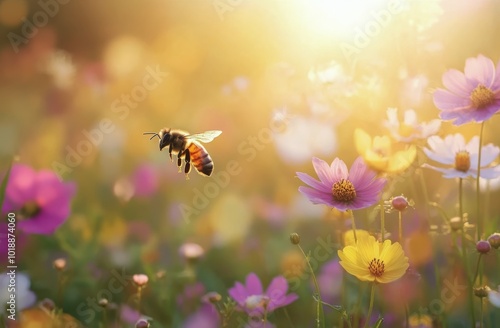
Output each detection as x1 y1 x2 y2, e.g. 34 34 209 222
454 150 471 172
368 258 385 277
398 123 416 138
470 85 495 109
332 179 357 203
18 201 41 220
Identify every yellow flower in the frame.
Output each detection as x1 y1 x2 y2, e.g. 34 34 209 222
354 128 416 173
338 235 409 283
343 229 370 246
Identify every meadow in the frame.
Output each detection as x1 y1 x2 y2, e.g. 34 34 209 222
1 0 500 327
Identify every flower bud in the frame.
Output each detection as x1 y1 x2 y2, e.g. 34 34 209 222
290 233 300 245
39 298 56 312
449 217 463 231
133 274 149 288
476 240 491 254
487 233 500 249
202 292 222 304
474 286 490 298
391 195 410 211
98 298 109 308
53 258 67 271
135 319 150 328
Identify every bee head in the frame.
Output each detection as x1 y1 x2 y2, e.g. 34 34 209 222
158 128 171 151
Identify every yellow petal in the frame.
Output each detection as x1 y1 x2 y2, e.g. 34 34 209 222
364 149 389 171
386 145 417 173
343 229 370 246
354 128 372 155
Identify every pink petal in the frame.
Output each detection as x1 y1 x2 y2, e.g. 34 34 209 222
245 273 263 295
348 157 375 186
442 69 474 96
464 55 496 87
5 164 37 206
330 158 348 181
312 157 335 185
296 172 331 193
298 186 333 207
433 89 471 111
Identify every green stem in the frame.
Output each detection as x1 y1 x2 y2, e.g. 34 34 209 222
472 254 483 284
297 244 325 328
479 298 484 328
364 283 376 328
432 236 447 328
477 121 485 240
350 210 358 243
459 178 475 327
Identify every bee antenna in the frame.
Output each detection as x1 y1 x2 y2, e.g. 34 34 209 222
143 132 160 140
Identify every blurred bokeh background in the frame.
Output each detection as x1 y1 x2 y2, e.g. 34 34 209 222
1 0 500 327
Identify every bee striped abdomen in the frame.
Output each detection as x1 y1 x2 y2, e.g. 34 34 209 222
188 142 214 176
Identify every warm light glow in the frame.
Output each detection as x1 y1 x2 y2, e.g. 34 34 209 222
296 0 389 38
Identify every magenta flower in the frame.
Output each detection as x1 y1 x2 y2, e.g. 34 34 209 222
228 273 298 318
1 164 76 234
297 157 386 211
423 134 500 179
433 54 500 125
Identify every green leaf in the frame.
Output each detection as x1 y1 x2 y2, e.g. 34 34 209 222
372 317 384 328
0 161 12 214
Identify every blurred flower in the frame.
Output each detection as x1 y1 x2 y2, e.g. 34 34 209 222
423 134 500 179
400 74 429 108
488 233 500 249
228 273 298 317
384 108 441 143
338 235 409 283
202 292 222 304
179 242 205 262
136 319 150 328
488 286 500 308
120 304 151 326
317 260 343 305
308 61 356 96
53 258 67 271
132 274 148 287
273 115 337 164
177 282 206 314
1 164 76 234
344 229 370 246
408 313 433 328
183 303 220 328
354 128 417 174
41 50 76 89
297 157 386 211
0 272 36 314
130 163 160 197
433 54 500 125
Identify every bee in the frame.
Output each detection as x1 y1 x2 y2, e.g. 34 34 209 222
144 128 222 178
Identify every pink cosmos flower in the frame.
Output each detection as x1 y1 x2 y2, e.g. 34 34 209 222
433 54 500 125
1 164 76 234
228 273 298 318
423 134 500 179
297 157 386 211
384 108 441 143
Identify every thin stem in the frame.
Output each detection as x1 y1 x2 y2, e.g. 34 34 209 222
459 178 475 327
314 298 354 328
472 254 483 285
350 210 358 243
364 283 376 328
479 298 484 328
477 121 485 240
297 244 325 328
380 201 386 242
398 211 403 243
405 303 409 328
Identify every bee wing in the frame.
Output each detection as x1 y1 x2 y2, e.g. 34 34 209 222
186 130 222 143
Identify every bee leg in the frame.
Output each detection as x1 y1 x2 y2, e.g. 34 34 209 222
184 150 191 179
177 155 182 173
169 144 173 162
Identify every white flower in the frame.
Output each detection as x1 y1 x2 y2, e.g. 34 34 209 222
0 272 36 313
488 286 500 308
384 108 441 142
423 134 500 179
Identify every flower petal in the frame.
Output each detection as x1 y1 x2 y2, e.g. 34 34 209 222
296 172 330 193
298 186 334 207
442 69 475 96
464 54 496 87
245 273 263 295
312 157 336 185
